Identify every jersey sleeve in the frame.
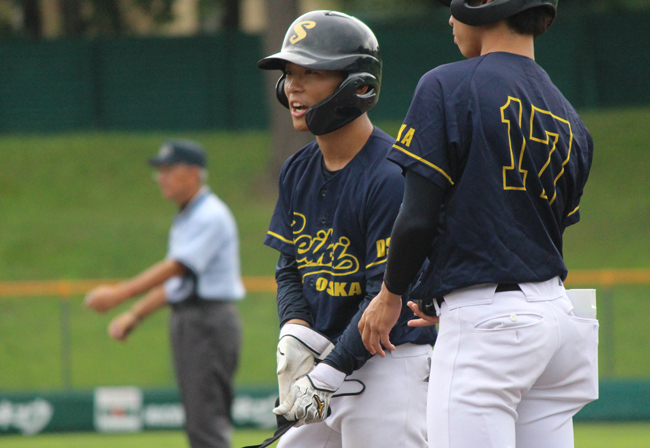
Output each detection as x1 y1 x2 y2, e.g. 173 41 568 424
167 217 223 276
264 164 295 255
322 274 382 374
561 128 594 229
276 253 314 327
388 72 457 191
363 164 406 279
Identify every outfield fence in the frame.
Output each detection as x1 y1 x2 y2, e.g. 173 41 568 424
1 269 649 386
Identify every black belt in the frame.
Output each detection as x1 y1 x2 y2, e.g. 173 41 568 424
435 283 521 307
170 297 232 310
495 283 521 293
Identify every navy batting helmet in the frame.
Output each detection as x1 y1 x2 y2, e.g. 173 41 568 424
438 0 557 27
258 10 381 136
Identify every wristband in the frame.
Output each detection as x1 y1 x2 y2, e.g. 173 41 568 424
279 324 334 360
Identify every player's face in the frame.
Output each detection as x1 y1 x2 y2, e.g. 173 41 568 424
283 62 346 132
154 163 200 204
449 15 483 58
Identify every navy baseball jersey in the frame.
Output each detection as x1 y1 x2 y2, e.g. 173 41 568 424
265 127 435 355
388 52 593 299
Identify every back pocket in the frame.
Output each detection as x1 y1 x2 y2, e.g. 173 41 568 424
473 312 544 332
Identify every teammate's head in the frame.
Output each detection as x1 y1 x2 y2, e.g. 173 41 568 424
439 0 557 36
149 140 206 204
258 10 381 136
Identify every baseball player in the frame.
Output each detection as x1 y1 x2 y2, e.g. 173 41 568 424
85 141 244 448
257 10 437 448
359 1 598 448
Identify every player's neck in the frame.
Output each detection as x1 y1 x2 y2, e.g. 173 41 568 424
316 114 374 172
479 23 535 60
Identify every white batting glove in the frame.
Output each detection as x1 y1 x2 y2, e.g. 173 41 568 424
277 324 335 405
273 363 345 427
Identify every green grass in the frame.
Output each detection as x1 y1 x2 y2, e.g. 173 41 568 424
0 107 650 392
561 108 650 269
0 429 274 448
0 131 279 280
574 422 650 448
1 423 650 448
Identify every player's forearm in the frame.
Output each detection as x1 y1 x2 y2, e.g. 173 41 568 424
118 259 187 300
325 309 374 374
276 253 314 327
383 170 444 295
323 275 383 374
128 285 168 322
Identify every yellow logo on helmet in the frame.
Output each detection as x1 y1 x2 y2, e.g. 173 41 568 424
290 21 316 44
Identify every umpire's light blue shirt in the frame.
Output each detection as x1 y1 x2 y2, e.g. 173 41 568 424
164 187 245 303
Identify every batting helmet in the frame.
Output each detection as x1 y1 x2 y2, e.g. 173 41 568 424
437 0 557 27
258 10 381 136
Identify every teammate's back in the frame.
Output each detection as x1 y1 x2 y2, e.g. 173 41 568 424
400 51 594 298
360 2 598 448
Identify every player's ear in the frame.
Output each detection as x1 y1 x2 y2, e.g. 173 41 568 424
357 84 370 95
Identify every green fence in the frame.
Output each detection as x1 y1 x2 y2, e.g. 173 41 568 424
0 381 649 436
0 386 278 436
0 9 648 133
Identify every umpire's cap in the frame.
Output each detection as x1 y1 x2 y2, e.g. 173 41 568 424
438 0 557 27
148 140 207 168
258 11 381 136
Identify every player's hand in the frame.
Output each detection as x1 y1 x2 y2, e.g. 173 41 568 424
407 301 440 327
107 311 140 341
276 324 334 405
84 285 124 313
358 283 402 357
273 363 344 427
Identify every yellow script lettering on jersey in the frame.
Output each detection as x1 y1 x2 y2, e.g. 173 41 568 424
292 213 360 279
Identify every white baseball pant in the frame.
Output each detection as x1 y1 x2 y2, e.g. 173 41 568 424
278 343 432 448
428 277 599 448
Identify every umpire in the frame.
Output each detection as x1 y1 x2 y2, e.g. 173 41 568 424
85 140 245 448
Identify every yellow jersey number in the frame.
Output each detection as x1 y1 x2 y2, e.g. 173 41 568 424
501 97 573 206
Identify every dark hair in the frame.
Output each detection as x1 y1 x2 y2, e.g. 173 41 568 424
506 7 555 37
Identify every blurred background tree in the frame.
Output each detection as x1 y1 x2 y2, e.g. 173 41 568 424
2 0 647 40
0 0 239 38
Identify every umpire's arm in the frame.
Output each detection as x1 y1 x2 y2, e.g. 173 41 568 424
84 259 187 312
84 259 187 341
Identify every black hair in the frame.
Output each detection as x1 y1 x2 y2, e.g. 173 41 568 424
506 7 554 37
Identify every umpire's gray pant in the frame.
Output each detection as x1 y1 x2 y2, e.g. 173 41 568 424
170 300 242 448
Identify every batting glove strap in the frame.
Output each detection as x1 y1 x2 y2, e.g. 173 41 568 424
279 323 335 360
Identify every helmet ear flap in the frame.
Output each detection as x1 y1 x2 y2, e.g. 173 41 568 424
275 74 289 109
305 72 380 136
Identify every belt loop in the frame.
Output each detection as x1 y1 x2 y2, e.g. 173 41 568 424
433 298 442 316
